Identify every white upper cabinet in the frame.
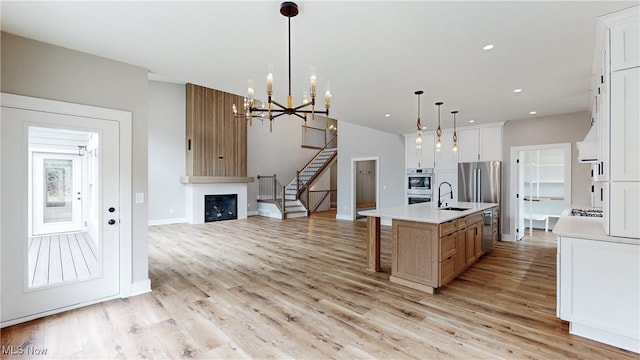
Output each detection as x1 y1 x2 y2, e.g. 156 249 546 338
458 129 479 163
610 67 640 182
457 126 503 163
609 182 640 238
479 126 503 162
610 20 640 71
405 132 435 169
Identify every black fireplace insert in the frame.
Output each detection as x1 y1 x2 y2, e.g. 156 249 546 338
204 194 237 222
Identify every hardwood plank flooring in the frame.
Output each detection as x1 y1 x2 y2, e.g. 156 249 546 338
2 216 636 359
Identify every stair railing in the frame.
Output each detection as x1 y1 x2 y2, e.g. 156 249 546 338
292 133 338 211
257 174 286 211
308 190 334 212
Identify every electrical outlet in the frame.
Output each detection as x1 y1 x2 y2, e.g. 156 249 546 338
135 192 144 204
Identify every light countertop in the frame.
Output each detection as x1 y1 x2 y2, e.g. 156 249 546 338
358 201 497 224
553 209 639 246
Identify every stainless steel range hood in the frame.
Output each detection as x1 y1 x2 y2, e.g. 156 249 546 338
577 125 598 163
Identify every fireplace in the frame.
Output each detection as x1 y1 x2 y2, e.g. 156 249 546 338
204 194 238 222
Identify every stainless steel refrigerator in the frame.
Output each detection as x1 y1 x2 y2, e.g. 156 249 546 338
458 161 502 253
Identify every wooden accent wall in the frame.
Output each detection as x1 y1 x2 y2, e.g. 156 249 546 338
185 83 247 177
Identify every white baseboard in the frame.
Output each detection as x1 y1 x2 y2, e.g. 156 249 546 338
148 218 186 226
336 214 354 221
247 210 259 216
124 279 151 297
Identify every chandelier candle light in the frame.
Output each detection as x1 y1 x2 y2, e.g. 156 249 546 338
233 2 332 132
435 101 443 151
451 110 458 152
415 90 424 158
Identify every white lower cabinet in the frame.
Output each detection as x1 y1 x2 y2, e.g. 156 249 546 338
558 236 640 353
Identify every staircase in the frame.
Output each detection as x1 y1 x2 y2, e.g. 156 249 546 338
282 147 337 217
257 136 337 219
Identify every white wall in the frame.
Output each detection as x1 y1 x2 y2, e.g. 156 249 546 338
247 116 319 213
1 32 150 285
502 111 592 239
337 121 405 220
148 81 186 224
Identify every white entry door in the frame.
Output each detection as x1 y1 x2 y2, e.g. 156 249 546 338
1 106 120 324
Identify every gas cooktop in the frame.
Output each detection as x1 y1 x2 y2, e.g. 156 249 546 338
570 208 603 217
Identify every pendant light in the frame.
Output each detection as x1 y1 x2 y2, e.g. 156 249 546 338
451 110 458 152
435 102 443 152
415 90 424 158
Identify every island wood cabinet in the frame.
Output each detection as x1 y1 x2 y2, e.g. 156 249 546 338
390 211 486 293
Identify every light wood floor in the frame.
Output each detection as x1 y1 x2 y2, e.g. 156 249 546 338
2 215 636 359
28 231 99 288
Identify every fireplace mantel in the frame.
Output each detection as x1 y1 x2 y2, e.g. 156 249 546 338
180 176 254 184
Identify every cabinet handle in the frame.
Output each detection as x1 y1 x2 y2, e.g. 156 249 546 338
591 185 594 193
600 161 604 175
601 188 603 202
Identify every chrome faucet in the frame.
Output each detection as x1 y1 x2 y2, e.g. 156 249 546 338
438 181 453 208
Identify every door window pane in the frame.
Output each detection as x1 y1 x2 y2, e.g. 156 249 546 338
43 159 73 223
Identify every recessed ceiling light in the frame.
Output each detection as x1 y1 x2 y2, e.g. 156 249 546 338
483 44 494 50
529 111 537 115
422 126 427 130
385 114 391 117
513 88 523 93
469 120 475 123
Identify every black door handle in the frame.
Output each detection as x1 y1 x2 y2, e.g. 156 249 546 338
108 207 116 213
108 219 116 225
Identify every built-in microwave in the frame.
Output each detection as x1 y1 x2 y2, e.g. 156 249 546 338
407 168 433 196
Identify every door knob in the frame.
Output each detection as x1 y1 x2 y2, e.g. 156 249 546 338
108 219 116 225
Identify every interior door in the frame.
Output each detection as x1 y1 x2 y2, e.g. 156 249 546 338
1 106 120 324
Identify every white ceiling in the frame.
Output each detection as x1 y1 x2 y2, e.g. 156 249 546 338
1 1 636 134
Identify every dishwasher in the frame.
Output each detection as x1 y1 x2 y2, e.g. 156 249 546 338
482 208 494 254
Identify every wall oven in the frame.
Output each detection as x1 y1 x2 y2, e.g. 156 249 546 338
407 168 433 204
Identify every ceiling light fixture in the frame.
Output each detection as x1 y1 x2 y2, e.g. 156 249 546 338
233 2 331 132
415 90 424 157
385 114 391 117
483 44 494 50
451 111 458 152
469 120 475 123
435 102 443 152
530 111 537 115
513 88 523 93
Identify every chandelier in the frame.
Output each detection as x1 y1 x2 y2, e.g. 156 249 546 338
233 2 332 132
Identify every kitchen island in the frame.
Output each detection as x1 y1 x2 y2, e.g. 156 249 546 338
553 210 639 353
359 202 497 294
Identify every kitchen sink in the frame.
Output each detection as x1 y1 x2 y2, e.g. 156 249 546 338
438 207 469 211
